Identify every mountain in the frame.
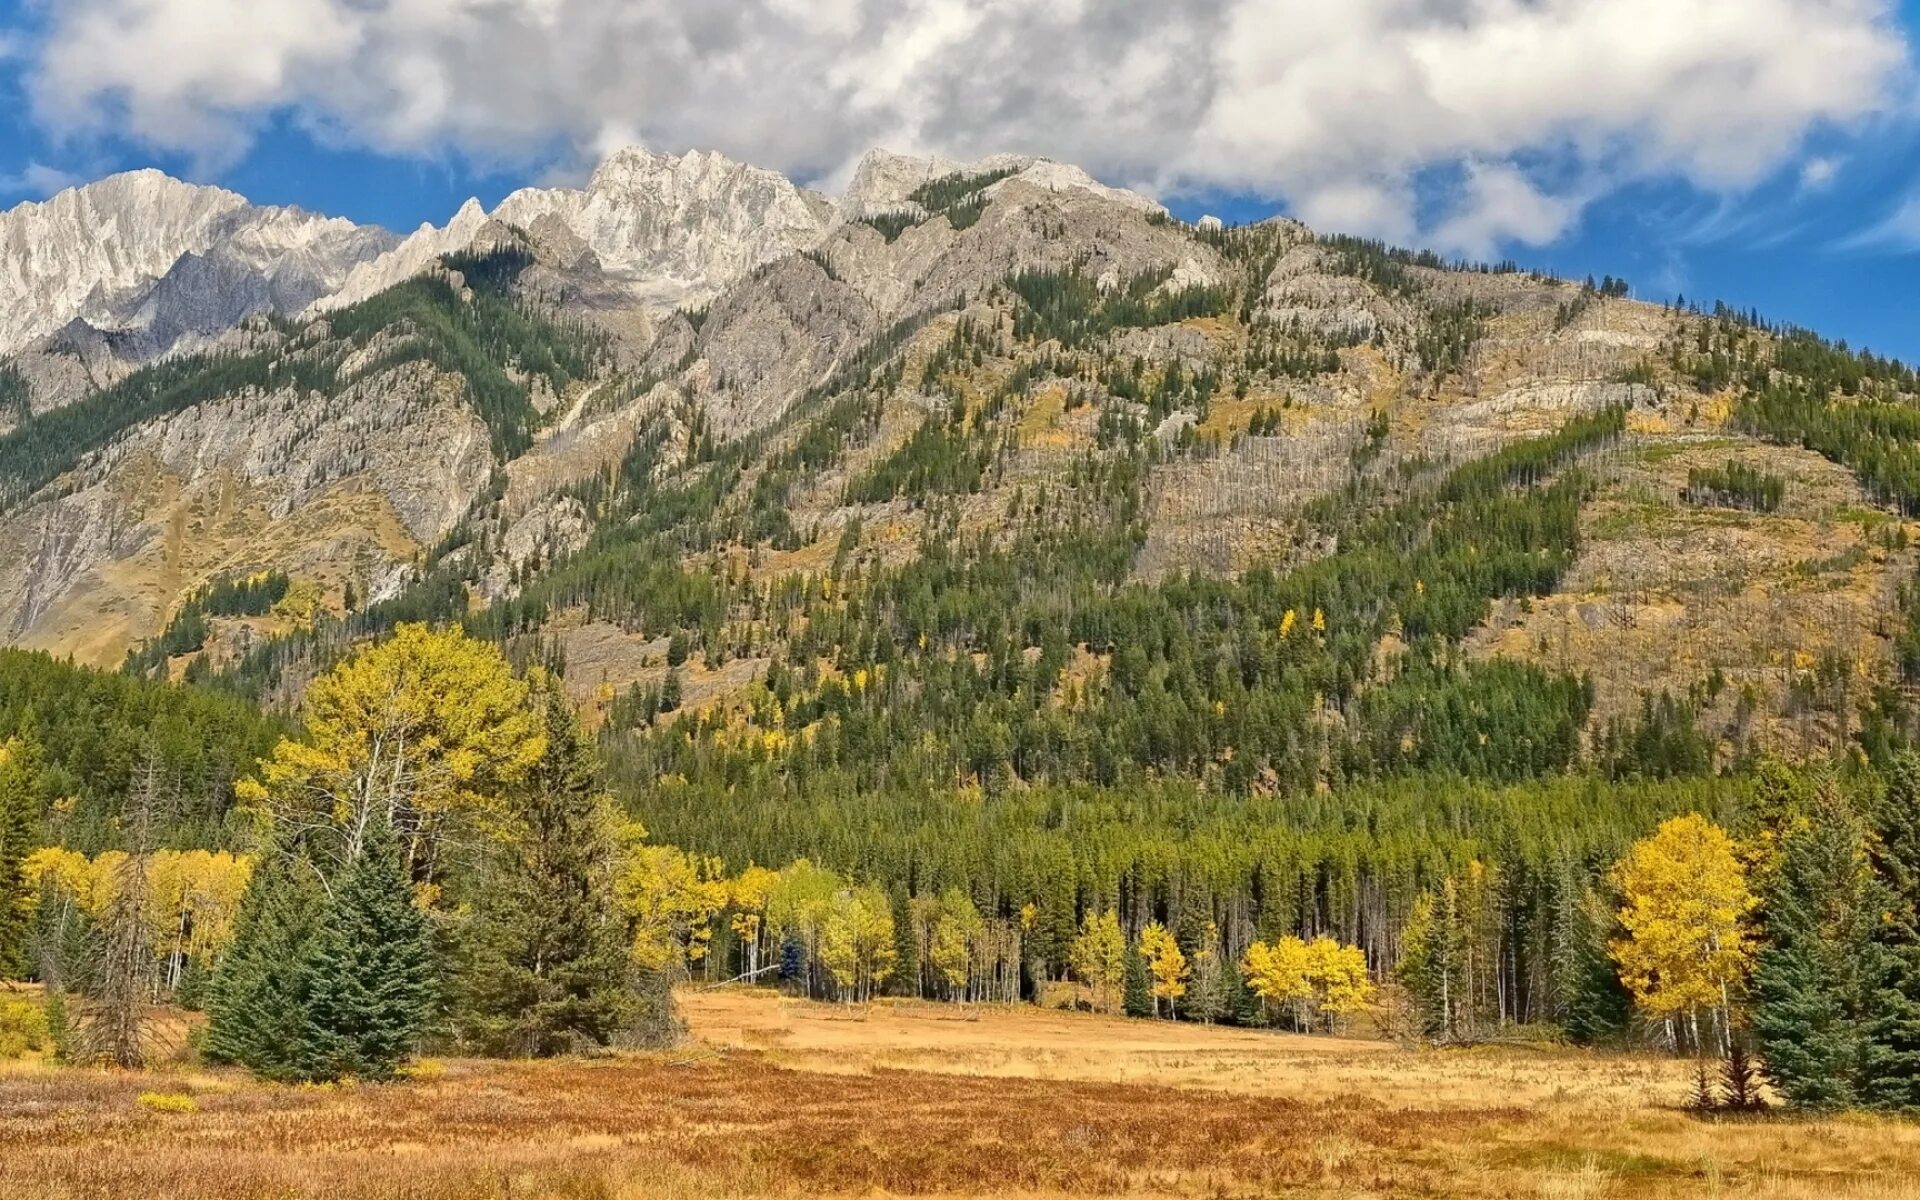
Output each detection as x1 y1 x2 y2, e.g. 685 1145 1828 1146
0 144 1913 796
0 170 397 369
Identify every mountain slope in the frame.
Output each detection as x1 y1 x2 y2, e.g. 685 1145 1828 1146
0 146 1913 788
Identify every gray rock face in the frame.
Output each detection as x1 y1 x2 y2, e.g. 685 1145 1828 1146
664 255 876 437
0 355 491 654
0 171 397 361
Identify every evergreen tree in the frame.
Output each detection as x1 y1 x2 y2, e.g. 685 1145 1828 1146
1720 1036 1766 1112
1122 937 1153 1018
203 854 327 1081
456 683 634 1056
1864 753 1920 1111
0 736 40 978
779 934 806 992
1550 871 1630 1044
1751 789 1876 1109
1225 951 1263 1026
304 817 434 1080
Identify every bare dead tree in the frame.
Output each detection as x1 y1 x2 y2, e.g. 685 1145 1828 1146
71 748 165 1068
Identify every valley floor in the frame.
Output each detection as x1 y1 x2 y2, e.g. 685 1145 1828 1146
2 987 1917 1199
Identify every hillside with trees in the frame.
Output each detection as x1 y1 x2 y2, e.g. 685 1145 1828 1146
5 163 1920 1122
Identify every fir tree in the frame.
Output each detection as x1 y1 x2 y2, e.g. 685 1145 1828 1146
456 683 634 1057
0 735 40 979
1550 872 1630 1044
1720 1036 1766 1112
1751 789 1876 1109
304 817 434 1080
203 853 327 1081
1864 753 1920 1111
1123 937 1153 1018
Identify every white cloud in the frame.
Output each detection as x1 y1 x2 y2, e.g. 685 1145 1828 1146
1800 156 1843 190
16 0 1913 248
0 161 81 198
1430 163 1585 259
1847 194 1920 250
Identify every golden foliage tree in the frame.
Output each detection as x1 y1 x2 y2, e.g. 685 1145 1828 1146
239 624 543 879
928 888 986 1001
616 837 729 977
1244 934 1374 1031
1070 909 1127 1012
1242 935 1314 1027
818 884 897 1003
1309 936 1374 1029
728 864 780 982
1609 813 1756 1051
1139 921 1188 1017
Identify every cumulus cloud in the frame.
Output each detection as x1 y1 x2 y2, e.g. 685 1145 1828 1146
14 0 1912 247
1431 163 1585 259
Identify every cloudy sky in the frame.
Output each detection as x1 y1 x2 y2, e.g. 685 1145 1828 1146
0 0 1916 354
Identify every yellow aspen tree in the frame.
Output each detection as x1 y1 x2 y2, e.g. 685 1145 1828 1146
1070 909 1128 1012
239 623 545 879
1242 936 1314 1028
1609 813 1756 1051
728 864 779 982
929 889 985 1001
764 859 841 988
1139 922 1188 1017
818 885 897 1003
617 841 730 976
1307 936 1374 1031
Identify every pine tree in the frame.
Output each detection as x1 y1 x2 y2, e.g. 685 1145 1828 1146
1751 790 1875 1109
203 854 327 1081
456 682 634 1056
1184 923 1227 1024
1864 753 1920 1111
1550 870 1629 1044
1122 937 1153 1018
304 817 434 1080
0 736 40 979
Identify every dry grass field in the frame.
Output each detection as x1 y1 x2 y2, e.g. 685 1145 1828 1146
3 987 1919 1199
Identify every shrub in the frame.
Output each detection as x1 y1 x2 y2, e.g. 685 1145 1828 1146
136 1091 199 1114
0 994 50 1058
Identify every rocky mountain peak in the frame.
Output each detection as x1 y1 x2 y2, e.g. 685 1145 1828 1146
491 145 831 295
0 170 251 356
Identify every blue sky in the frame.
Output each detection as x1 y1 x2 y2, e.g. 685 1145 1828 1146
1 0 1917 359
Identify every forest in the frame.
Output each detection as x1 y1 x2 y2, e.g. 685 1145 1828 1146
6 622 1920 1115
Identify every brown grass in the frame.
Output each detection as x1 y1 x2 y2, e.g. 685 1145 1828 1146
3 990 1918 1198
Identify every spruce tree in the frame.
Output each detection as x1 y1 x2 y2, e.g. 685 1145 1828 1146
456 683 633 1056
1122 938 1153 1018
1751 790 1876 1109
304 816 434 1080
1549 872 1629 1045
0 736 40 979
1864 753 1920 1111
203 854 327 1081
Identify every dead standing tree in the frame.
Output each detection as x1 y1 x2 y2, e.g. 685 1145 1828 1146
71 749 166 1068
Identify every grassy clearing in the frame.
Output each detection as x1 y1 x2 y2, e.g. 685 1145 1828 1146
4 990 1920 1198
